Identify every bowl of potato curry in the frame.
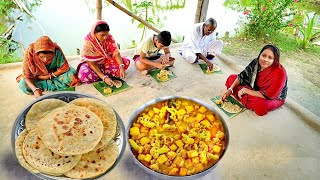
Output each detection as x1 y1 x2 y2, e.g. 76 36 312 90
127 96 229 178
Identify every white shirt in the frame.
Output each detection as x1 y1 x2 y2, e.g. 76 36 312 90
182 22 216 54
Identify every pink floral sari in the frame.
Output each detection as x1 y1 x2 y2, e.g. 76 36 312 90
77 20 130 83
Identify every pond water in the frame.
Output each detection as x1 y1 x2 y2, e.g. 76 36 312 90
12 0 240 56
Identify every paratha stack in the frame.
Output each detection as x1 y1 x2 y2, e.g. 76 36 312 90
15 98 119 179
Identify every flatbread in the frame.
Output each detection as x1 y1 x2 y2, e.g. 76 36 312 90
22 129 81 174
37 104 104 155
15 129 40 174
69 98 117 150
25 99 67 131
221 102 242 114
113 80 122 88
64 140 119 179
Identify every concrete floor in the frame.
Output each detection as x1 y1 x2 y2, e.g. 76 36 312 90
0 45 319 180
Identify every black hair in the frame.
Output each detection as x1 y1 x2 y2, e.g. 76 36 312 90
157 31 171 46
38 51 54 54
258 44 280 65
204 18 217 27
94 23 110 33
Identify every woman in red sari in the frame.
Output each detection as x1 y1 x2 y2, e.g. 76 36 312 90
222 45 287 116
77 20 130 86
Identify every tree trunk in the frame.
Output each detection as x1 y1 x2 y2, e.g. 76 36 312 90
96 0 103 20
194 0 209 23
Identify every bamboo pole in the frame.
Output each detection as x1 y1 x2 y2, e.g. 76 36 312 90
105 0 178 43
96 0 102 20
194 0 209 23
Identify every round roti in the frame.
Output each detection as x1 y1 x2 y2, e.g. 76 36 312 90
113 80 122 88
37 104 104 155
221 102 242 114
64 140 119 179
25 99 67 131
15 129 40 174
22 129 81 174
70 98 117 150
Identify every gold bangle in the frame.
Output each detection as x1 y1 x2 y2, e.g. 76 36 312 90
102 75 109 82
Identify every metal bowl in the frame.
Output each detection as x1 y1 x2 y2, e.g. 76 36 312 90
127 96 229 179
11 92 126 180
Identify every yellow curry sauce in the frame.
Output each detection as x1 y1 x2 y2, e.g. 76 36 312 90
129 99 226 176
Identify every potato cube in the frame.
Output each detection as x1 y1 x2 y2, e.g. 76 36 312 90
213 145 221 154
132 123 141 128
173 156 185 167
177 109 186 115
140 137 150 145
184 159 193 168
195 114 205 122
157 154 168 164
200 120 211 128
130 127 140 136
195 163 204 171
185 106 194 113
138 154 146 161
206 114 215 121
148 110 155 117
168 168 179 175
179 168 188 176
167 151 177 160
187 150 199 158
198 106 207 113
150 164 159 171
216 132 225 139
177 125 187 133
192 156 200 164
169 144 178 151
153 107 160 114
175 140 184 148
144 154 152 162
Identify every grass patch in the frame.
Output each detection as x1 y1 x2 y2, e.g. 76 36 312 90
0 47 21 64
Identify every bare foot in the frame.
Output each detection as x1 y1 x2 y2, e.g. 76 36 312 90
206 54 215 59
141 70 148 76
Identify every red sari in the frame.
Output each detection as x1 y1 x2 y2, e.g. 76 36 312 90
225 58 287 116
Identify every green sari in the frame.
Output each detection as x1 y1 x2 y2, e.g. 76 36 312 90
18 49 77 94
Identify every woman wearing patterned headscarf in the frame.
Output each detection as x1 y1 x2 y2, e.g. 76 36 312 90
17 36 79 97
222 45 288 116
77 20 130 86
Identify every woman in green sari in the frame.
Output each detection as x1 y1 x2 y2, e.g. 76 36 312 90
17 36 79 97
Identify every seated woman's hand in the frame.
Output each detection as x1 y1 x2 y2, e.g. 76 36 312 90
221 89 232 101
119 67 125 79
33 89 42 98
38 74 52 80
104 77 115 87
238 88 246 99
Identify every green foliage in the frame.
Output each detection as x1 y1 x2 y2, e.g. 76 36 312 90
224 0 297 39
296 13 320 49
0 37 20 64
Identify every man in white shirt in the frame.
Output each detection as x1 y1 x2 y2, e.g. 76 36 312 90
181 18 223 71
